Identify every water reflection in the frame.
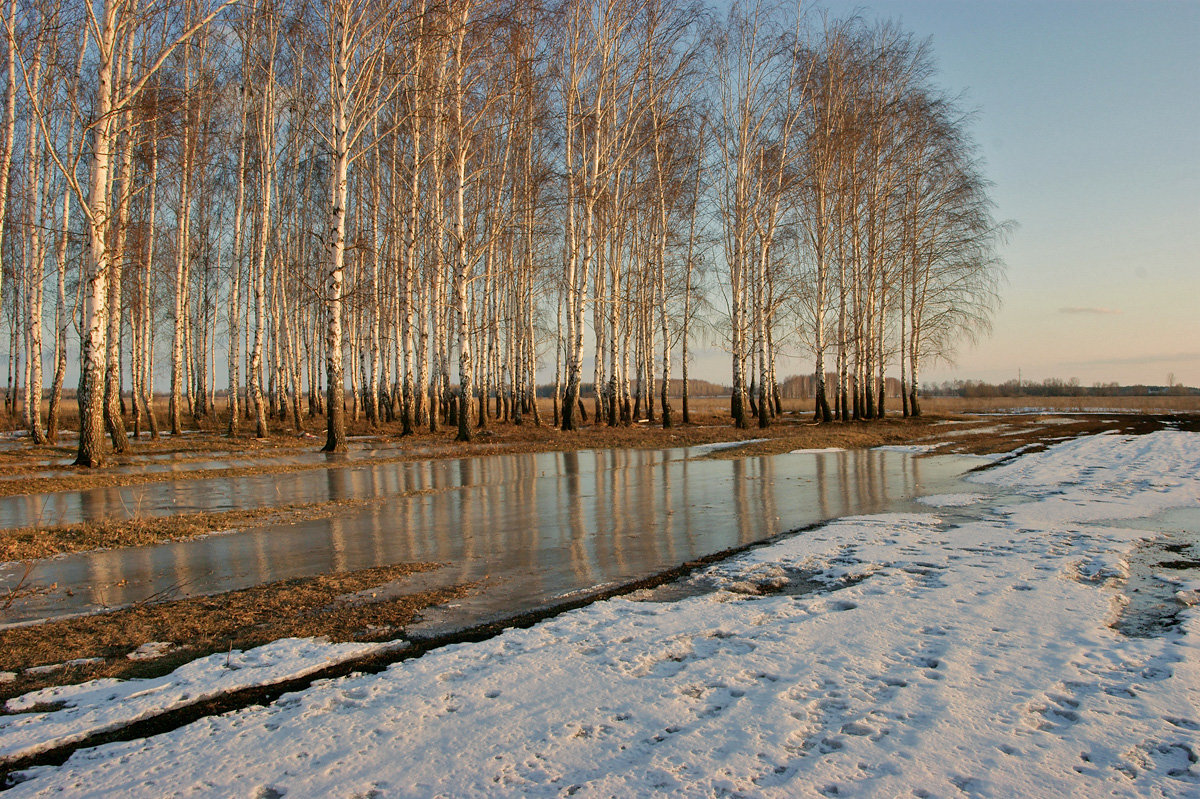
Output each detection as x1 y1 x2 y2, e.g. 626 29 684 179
0 448 978 628
1103 506 1200 637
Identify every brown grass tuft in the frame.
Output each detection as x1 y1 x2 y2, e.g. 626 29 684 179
0 561 466 703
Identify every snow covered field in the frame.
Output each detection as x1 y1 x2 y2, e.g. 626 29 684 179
4 431 1199 797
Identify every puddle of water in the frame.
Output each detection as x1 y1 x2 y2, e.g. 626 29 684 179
0 452 514 527
0 448 980 630
630 566 867 604
1103 506 1200 638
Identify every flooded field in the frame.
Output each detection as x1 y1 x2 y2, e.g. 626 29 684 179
0 447 981 629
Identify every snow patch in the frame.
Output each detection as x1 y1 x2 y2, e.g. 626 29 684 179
126 642 176 662
872 443 941 453
936 425 1005 437
5 431 1200 797
0 638 397 763
916 493 986 508
23 659 104 677
689 438 771 455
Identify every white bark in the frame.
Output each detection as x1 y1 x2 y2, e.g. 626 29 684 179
23 39 46 443
74 0 121 466
317 0 400 450
322 3 352 451
0 0 16 317
106 32 135 449
227 78 248 435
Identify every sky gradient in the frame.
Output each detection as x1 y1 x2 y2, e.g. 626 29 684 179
808 0 1200 387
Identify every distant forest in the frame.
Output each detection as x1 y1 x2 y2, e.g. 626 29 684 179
924 378 1199 399
559 375 1199 401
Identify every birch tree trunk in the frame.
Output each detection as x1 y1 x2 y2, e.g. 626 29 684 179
0 0 16 321
74 0 121 466
23 40 47 444
367 147 382 427
48 137 74 443
141 118 160 439
250 21 277 439
105 34 136 450
311 0 401 450
169 27 193 437
227 79 247 435
322 5 352 452
397 4 425 435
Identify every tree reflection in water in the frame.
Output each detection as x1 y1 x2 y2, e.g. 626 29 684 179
1 448 973 627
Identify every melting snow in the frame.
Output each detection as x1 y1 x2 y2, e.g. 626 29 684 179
1 639 396 763
3 431 1199 797
689 438 772 455
917 492 987 507
873 443 942 453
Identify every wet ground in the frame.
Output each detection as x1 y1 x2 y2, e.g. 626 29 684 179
0 446 982 630
1109 506 1200 637
1 426 1196 783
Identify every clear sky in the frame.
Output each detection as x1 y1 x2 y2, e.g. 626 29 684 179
800 0 1200 387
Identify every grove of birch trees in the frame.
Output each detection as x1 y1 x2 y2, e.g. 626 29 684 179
0 0 1005 466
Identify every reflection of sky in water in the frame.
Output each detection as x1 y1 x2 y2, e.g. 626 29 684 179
1099 506 1200 638
0 449 979 628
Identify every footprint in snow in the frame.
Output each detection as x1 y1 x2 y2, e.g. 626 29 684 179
840 720 874 737
1165 717 1200 731
1027 692 1081 731
1119 740 1200 782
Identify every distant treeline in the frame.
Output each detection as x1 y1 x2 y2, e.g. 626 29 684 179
536 379 732 400
778 374 903 400
923 379 1199 398
532 375 908 401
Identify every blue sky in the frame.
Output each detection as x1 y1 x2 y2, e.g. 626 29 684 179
806 0 1200 386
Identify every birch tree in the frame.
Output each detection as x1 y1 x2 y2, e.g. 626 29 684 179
313 0 402 452
0 0 16 320
796 17 855 422
711 0 797 428
19 12 48 443
11 0 234 465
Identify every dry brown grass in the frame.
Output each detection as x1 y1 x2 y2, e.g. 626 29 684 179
0 398 788 496
0 561 468 703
